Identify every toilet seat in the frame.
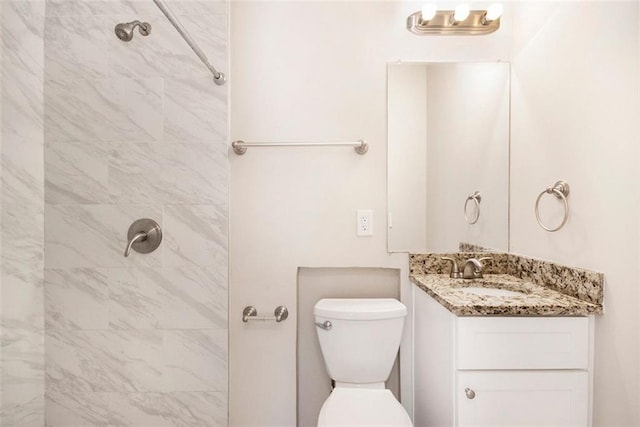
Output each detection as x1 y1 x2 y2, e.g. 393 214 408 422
318 388 413 427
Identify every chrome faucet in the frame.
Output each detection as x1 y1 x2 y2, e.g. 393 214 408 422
462 257 492 279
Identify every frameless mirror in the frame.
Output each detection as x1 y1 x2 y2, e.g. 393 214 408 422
387 62 510 253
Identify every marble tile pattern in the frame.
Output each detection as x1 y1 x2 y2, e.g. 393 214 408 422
1 1 46 425
41 0 229 425
409 252 604 316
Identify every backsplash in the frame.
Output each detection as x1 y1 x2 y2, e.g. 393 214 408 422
410 252 604 307
410 252 510 275
509 255 604 307
458 242 496 252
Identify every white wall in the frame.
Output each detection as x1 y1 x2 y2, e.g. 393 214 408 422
426 62 510 252
510 2 639 425
388 63 428 252
388 61 510 253
232 2 640 426
230 2 511 425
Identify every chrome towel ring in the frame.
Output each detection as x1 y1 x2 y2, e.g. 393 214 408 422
464 191 481 224
535 180 570 232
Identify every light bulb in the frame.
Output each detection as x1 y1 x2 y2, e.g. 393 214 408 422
421 3 437 22
485 3 503 21
453 4 470 22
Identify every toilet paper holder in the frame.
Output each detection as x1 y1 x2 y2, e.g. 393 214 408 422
242 306 288 323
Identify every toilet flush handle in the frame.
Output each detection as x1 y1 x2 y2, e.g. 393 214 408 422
315 320 332 331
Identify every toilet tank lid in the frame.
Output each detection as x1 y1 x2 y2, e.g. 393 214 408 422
314 298 407 320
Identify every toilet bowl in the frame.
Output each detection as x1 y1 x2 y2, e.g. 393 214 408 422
318 388 412 427
314 298 413 427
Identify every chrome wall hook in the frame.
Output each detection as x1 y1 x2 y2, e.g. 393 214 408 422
242 306 289 323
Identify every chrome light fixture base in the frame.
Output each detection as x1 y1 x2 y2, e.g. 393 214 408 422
407 10 500 36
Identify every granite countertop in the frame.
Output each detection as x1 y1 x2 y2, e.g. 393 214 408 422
411 273 603 316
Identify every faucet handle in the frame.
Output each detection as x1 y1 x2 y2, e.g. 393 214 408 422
475 257 493 275
441 257 463 278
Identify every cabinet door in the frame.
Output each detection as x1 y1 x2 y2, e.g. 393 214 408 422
457 371 589 427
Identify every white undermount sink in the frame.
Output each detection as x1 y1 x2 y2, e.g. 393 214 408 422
459 287 526 297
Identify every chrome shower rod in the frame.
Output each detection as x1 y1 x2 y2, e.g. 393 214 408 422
152 0 226 85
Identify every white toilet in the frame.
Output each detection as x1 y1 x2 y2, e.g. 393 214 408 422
314 298 413 427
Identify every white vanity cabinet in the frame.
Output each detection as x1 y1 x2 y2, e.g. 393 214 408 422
413 285 594 426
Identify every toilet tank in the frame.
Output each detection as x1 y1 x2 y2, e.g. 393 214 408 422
314 298 407 384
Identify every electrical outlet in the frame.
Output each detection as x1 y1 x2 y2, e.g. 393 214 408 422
357 210 373 236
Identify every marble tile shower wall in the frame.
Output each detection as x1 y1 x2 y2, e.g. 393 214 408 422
1 1 46 425
42 0 229 425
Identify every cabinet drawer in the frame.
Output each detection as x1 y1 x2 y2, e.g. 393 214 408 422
457 317 589 370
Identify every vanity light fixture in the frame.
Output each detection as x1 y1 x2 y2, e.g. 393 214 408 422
407 3 502 35
421 3 437 22
482 3 503 24
451 4 470 24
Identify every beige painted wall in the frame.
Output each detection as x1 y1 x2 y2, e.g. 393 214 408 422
425 62 510 252
296 267 401 427
229 1 511 425
231 1 640 425
387 61 510 253
387 63 428 252
510 2 640 425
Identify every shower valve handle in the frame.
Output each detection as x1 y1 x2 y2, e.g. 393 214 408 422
123 218 162 258
124 232 147 257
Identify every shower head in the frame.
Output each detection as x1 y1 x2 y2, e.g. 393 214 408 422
114 20 151 42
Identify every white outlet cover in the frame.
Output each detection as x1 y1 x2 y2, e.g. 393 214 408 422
357 210 373 236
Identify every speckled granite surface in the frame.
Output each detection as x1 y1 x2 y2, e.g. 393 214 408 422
458 242 496 252
410 252 510 275
509 254 603 306
410 252 604 316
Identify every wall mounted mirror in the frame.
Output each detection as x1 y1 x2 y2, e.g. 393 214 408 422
387 62 510 253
